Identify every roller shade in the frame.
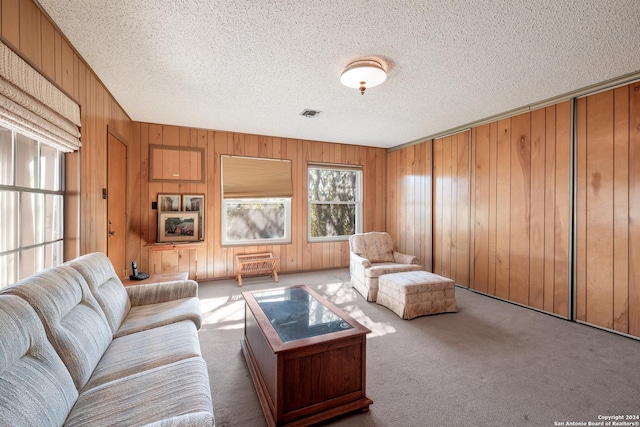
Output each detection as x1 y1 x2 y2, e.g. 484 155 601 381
0 41 81 152
222 155 293 198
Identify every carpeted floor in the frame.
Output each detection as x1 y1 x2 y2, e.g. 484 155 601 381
197 269 640 427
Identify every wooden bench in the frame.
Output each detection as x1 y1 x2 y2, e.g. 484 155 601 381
235 253 280 287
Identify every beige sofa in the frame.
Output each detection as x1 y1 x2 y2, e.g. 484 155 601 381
349 231 422 302
0 252 214 426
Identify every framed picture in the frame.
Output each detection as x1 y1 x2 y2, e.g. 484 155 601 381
183 194 205 240
157 212 199 243
157 194 181 211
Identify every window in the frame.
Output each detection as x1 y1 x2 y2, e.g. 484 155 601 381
221 155 293 246
222 198 291 246
0 124 64 288
308 164 362 242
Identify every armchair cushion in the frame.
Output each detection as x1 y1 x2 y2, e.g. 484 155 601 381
349 232 395 263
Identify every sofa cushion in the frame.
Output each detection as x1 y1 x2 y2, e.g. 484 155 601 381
1 265 113 390
65 358 214 427
114 297 202 338
0 295 78 426
84 320 202 390
65 252 131 335
126 280 199 306
349 232 395 263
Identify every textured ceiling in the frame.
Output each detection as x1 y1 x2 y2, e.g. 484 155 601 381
38 0 640 148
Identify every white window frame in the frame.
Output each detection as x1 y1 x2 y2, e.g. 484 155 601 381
0 125 64 288
307 164 362 242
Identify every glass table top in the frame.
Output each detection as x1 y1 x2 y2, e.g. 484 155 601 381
251 286 353 342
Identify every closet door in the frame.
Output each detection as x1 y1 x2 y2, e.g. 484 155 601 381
576 82 640 336
469 103 571 317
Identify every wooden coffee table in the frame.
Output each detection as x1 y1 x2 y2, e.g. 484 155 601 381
241 285 372 427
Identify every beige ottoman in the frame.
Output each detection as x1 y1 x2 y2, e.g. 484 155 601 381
377 271 457 320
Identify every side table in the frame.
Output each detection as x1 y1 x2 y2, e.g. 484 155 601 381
122 271 189 287
145 242 204 280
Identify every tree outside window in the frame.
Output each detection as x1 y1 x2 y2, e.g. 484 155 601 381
308 165 362 241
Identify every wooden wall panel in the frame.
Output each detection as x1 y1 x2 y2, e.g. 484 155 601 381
1 0 20 48
629 82 640 337
19 0 41 69
387 139 432 271
508 113 531 306
469 104 571 317
472 124 491 293
3 0 133 263
529 108 546 310
433 131 470 286
613 86 629 333
494 118 511 300
130 124 387 280
552 101 571 317
576 82 640 336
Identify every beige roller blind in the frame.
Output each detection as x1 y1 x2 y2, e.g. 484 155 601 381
0 41 81 152
222 155 293 198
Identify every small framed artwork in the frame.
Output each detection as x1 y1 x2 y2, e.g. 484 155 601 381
158 194 181 211
157 212 199 243
183 194 205 240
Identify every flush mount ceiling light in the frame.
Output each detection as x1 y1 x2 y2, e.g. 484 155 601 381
340 59 387 95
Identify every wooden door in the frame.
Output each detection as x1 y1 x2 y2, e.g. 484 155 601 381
576 82 640 336
107 131 127 278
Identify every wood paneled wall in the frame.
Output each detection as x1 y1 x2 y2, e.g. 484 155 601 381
1 0 132 261
469 102 571 317
386 140 432 269
388 103 571 318
433 131 470 286
576 82 640 335
9 0 640 339
129 123 387 280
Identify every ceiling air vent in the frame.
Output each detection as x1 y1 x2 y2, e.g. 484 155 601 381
300 109 321 118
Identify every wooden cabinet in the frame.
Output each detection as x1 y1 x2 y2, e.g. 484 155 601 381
241 285 372 426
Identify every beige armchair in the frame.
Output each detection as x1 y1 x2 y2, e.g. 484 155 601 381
349 231 422 302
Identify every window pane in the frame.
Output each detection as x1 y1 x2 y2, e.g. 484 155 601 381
0 126 13 185
21 246 44 279
0 253 17 289
0 191 18 251
226 201 286 241
16 133 39 188
310 203 356 237
222 198 291 246
45 194 63 241
307 165 361 241
40 143 60 190
44 241 63 269
21 192 44 246
308 169 356 202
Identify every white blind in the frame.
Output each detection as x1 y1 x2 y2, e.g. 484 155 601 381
0 41 81 152
222 155 293 198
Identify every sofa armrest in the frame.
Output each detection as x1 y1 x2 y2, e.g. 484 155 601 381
393 251 419 265
126 280 199 306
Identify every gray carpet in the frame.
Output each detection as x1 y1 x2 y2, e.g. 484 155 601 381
197 269 640 427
